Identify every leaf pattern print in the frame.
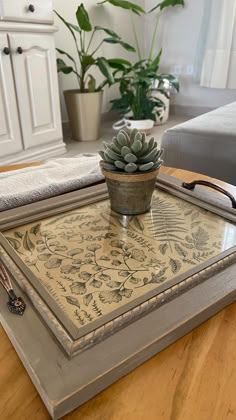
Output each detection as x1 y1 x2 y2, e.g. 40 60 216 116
133 216 144 232
70 282 87 295
45 257 62 269
83 293 93 306
14 231 24 239
159 243 168 255
99 289 123 304
107 281 122 288
169 258 181 274
185 227 209 251
6 237 21 251
23 231 35 253
90 279 102 288
149 268 168 284
30 223 41 235
4 186 236 331
174 243 187 258
65 296 80 308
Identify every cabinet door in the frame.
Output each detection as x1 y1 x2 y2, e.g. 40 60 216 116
9 33 62 150
0 34 23 158
0 0 53 24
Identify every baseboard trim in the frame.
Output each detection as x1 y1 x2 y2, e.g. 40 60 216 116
1 142 67 165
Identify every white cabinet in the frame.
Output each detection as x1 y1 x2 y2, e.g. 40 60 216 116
0 33 23 157
0 3 65 165
9 33 62 150
0 0 53 24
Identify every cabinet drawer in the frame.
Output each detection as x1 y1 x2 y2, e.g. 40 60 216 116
0 0 53 24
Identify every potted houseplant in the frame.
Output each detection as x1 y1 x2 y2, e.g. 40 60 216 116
110 57 178 133
55 4 135 141
99 128 163 215
99 0 184 128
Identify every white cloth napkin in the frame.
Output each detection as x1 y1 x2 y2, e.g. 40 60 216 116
0 154 104 211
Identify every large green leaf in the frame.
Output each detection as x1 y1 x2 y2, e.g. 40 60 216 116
133 59 148 69
110 94 132 114
54 10 77 42
81 54 95 70
94 25 120 39
76 4 92 31
56 58 74 74
103 37 135 52
149 0 184 13
120 41 136 52
98 0 145 14
96 79 109 91
149 49 162 70
107 58 131 70
108 58 131 66
67 22 81 33
97 57 114 85
56 48 76 65
139 95 158 120
87 74 96 92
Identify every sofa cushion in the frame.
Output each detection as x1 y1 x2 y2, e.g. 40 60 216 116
161 102 236 185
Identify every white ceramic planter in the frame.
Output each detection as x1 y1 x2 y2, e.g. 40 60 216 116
112 118 154 135
64 90 103 141
151 90 170 126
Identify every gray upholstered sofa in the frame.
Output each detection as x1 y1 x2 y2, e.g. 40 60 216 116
161 102 236 185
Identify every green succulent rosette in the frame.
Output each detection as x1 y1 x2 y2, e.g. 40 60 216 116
99 129 163 173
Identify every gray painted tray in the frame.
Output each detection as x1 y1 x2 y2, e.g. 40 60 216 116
0 174 236 418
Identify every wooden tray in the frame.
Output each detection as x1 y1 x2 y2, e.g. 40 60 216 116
0 173 236 418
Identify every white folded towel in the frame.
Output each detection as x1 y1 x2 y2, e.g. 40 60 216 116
0 154 104 211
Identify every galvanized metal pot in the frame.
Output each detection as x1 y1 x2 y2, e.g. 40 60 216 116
64 90 103 141
101 166 160 215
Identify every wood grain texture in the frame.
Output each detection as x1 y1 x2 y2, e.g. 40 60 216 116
0 162 41 173
0 165 236 420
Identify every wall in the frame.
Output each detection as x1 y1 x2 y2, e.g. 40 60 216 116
53 0 144 121
144 0 236 115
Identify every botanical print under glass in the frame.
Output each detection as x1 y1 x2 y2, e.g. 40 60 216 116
4 189 236 332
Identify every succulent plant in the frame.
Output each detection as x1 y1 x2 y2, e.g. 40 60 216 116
99 129 163 173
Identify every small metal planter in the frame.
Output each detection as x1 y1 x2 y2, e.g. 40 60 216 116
101 166 160 215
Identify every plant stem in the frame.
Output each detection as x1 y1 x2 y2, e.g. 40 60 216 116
73 67 81 86
80 69 85 91
73 36 82 89
79 30 84 54
79 30 86 91
133 83 142 119
90 40 104 57
82 31 86 52
86 29 95 54
130 10 142 61
148 11 161 61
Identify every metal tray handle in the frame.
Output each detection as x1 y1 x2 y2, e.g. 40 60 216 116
182 180 236 209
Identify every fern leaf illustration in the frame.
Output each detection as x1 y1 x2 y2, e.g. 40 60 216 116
146 198 187 246
174 243 187 258
169 258 181 274
159 243 168 255
92 300 102 317
133 216 144 232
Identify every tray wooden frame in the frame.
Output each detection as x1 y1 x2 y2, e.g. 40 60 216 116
0 173 236 419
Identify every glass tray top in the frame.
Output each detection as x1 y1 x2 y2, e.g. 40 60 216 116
3 189 236 338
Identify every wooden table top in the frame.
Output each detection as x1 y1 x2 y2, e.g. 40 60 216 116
0 165 236 420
